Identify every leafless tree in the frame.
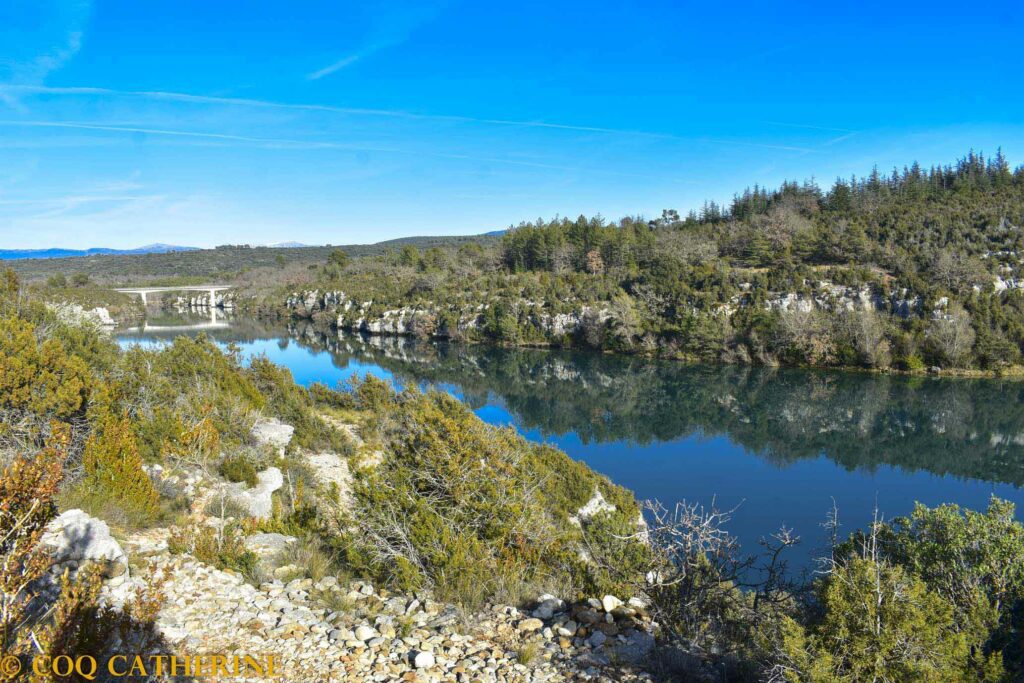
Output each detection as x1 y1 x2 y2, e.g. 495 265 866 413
776 308 835 365
656 230 720 266
844 309 892 368
931 250 987 294
637 499 801 646
927 304 976 366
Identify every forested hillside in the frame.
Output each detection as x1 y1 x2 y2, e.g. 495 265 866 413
284 151 1024 373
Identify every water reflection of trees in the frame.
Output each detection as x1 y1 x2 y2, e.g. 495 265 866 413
286 322 1024 487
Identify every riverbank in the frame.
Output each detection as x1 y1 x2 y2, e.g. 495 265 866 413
271 295 1024 381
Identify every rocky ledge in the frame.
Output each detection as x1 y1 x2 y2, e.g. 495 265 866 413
117 532 658 682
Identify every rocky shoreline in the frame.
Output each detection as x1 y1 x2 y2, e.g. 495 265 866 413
277 290 1024 379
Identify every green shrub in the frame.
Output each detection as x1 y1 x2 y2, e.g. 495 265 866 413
776 557 998 681
168 523 260 579
349 373 394 412
281 535 337 583
0 314 94 425
81 412 160 527
859 498 1024 671
219 454 259 487
248 356 352 452
309 381 355 409
346 389 646 607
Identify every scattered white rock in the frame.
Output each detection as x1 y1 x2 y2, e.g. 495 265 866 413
45 302 115 330
354 624 378 641
245 532 297 560
413 651 436 669
518 618 544 632
570 488 616 526
601 595 623 613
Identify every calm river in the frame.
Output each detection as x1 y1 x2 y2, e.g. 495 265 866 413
119 314 1024 571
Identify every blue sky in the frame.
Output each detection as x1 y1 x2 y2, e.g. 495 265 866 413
1 0 1022 249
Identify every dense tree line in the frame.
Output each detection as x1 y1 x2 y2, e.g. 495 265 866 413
293 151 1024 374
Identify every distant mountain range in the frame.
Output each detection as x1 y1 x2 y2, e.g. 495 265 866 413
0 244 199 261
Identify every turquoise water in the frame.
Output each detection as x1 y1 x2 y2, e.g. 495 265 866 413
119 317 1024 572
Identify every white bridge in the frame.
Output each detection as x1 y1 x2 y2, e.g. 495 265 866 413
113 285 232 307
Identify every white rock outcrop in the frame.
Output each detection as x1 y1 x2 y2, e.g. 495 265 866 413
569 488 617 526
226 467 284 519
41 509 129 585
251 418 295 454
245 532 297 560
305 452 354 511
45 302 116 329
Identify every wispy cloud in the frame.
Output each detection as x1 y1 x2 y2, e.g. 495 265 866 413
0 85 816 153
0 1 92 108
0 120 293 144
307 54 363 80
305 2 447 80
0 119 696 182
761 121 855 134
821 132 858 147
0 194 143 206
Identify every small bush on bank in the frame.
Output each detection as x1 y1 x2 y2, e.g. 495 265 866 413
219 453 259 487
281 535 337 583
0 314 94 425
168 523 260 580
774 557 997 681
309 381 355 410
248 356 353 453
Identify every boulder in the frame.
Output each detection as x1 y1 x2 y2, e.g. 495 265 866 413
251 418 295 453
245 532 297 561
227 467 284 519
532 599 562 620
517 618 544 632
304 452 354 511
611 630 656 664
41 509 129 585
569 488 616 526
354 625 378 641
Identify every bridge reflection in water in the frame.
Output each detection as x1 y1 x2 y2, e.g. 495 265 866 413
123 306 230 333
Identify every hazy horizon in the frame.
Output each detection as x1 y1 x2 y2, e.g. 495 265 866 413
2 1 1022 249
